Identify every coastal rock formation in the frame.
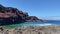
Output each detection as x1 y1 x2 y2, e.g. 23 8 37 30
26 16 42 22
0 4 42 25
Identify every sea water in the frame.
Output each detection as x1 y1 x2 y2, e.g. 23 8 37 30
2 20 60 29
23 20 60 26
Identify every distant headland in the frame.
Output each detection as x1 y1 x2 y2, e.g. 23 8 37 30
0 4 42 25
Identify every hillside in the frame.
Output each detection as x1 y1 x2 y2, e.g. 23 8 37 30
0 4 42 25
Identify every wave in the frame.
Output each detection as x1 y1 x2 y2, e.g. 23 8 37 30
36 23 57 26
23 23 58 26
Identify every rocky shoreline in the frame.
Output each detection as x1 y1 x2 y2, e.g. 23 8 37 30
0 4 42 25
0 26 60 34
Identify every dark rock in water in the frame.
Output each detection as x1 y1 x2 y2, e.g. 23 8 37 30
0 4 42 25
0 27 3 31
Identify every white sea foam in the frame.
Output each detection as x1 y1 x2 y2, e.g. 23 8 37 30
37 23 53 26
24 23 58 26
36 23 59 26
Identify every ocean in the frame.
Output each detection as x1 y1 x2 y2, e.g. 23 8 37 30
1 20 60 29
23 20 60 26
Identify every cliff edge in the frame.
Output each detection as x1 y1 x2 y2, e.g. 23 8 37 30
0 4 42 25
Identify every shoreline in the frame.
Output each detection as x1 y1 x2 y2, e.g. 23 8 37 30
0 22 60 29
0 25 60 34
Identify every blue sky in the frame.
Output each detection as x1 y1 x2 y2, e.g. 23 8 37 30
0 0 60 19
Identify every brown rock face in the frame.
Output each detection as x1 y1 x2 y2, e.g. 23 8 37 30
0 4 42 25
26 16 42 22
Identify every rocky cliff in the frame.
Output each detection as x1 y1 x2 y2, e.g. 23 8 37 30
0 4 42 25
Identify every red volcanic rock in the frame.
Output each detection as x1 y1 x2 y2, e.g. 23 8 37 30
26 16 42 22
0 13 17 18
0 4 42 25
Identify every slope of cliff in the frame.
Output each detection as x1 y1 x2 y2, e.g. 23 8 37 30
0 4 42 25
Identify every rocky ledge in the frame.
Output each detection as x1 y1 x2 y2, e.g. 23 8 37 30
0 4 42 25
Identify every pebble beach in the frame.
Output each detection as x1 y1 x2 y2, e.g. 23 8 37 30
0 25 60 34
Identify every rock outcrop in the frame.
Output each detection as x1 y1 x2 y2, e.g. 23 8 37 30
26 16 42 22
0 4 42 25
